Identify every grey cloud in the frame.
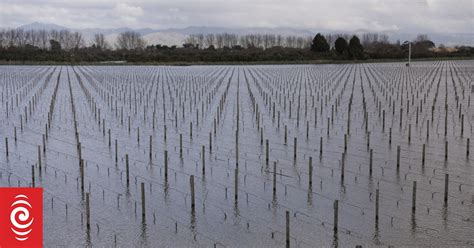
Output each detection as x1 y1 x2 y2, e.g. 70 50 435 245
0 0 472 34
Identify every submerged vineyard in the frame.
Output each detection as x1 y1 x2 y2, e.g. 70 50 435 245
0 61 473 247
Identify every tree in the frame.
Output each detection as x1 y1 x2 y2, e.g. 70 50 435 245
70 31 84 50
50 39 61 51
205 34 215 48
349 35 364 59
334 37 348 55
116 31 145 50
216 34 224 49
311 33 329 52
94 33 109 50
415 34 429 42
196 33 204 49
38 29 49 49
184 34 198 47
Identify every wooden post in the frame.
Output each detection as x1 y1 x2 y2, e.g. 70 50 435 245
164 125 167 142
320 137 323 158
31 165 35 188
408 124 411 144
126 154 130 188
235 131 238 167
444 174 449 206
38 145 42 170
213 118 216 135
309 157 313 188
333 200 339 236
5 138 8 158
80 159 84 195
42 134 46 154
273 162 277 196
426 120 430 140
266 139 269 165
115 139 118 163
389 128 392 145
202 146 205 175
341 153 345 184
367 131 370 149
190 122 193 139
78 142 81 160
445 141 448 161
422 144 426 166
149 136 152 161
164 150 168 181
86 192 90 233
190 175 195 213
137 127 140 144
382 110 385 132
344 134 347 151
327 118 330 136
412 181 417 214
369 149 373 176
141 182 146 222
209 132 212 153
180 133 183 158
306 121 309 139
234 169 238 203
286 211 290 248
396 146 400 170
293 137 297 160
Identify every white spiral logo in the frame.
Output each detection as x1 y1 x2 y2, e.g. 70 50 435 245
10 194 34 241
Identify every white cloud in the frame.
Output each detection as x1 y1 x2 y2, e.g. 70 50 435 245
0 0 471 34
113 3 143 17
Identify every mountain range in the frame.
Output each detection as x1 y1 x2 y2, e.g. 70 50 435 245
17 22 474 47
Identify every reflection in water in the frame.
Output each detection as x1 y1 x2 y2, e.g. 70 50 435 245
373 188 380 245
373 222 380 245
190 208 197 238
163 181 169 202
85 232 91 247
411 212 417 235
233 202 240 226
307 186 313 206
442 205 448 230
332 234 338 248
272 196 278 212
139 222 148 247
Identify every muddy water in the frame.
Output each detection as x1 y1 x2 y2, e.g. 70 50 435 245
0 61 473 247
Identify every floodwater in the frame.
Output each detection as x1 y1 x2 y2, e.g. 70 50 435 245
0 61 473 247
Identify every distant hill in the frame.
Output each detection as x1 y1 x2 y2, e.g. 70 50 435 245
17 22 474 47
19 22 68 31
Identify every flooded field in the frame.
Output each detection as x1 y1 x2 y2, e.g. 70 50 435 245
0 61 473 247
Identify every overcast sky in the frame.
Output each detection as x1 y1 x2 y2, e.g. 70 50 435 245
0 0 472 33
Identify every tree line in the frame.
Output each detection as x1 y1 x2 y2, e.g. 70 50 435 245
184 33 313 49
0 28 472 63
